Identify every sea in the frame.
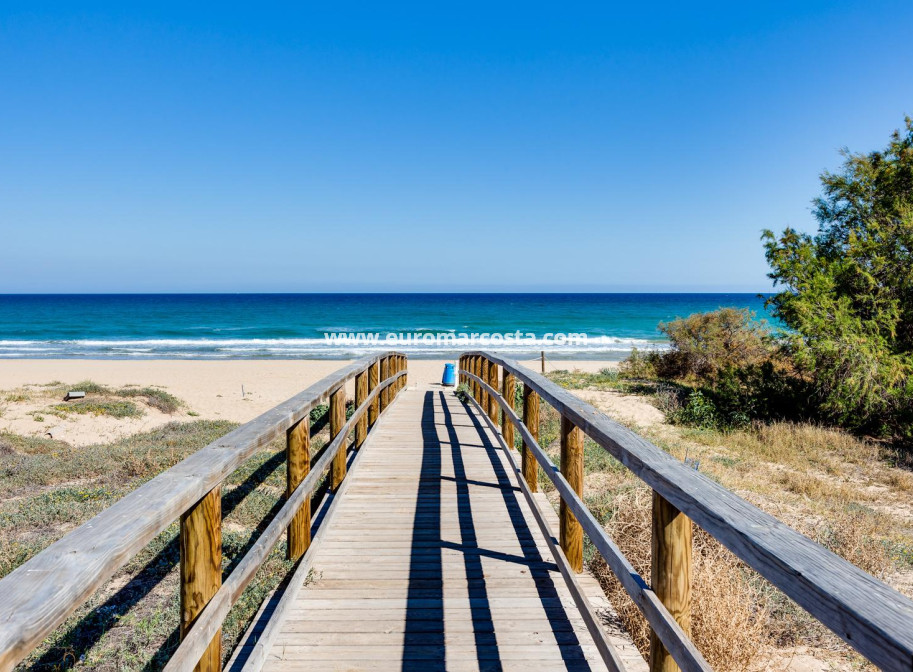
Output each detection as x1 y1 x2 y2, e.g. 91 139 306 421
0 293 772 360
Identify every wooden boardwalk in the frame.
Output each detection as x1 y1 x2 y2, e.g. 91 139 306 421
254 384 616 671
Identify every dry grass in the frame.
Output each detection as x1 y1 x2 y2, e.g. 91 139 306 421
590 487 768 672
543 371 913 670
0 417 331 670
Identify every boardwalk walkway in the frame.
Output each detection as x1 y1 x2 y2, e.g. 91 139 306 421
256 384 612 671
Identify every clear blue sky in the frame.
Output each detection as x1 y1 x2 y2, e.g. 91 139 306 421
1 2 911 293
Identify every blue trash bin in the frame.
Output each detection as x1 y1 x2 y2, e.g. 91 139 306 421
442 362 456 387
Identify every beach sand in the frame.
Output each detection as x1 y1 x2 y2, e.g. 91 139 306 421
0 358 618 445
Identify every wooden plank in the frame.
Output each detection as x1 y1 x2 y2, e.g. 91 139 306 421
163 371 406 672
258 386 609 672
180 487 222 672
462 368 710 671
0 352 405 672
462 352 913 672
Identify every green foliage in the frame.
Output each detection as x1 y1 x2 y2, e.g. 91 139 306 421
654 308 774 382
454 383 472 403
763 117 913 441
673 390 719 429
618 348 659 379
116 387 182 414
51 399 143 419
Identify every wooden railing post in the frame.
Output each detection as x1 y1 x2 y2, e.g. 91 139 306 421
180 487 222 672
379 356 390 413
480 358 490 411
650 493 693 672
560 415 584 573
522 384 539 492
355 370 368 450
501 372 515 449
330 386 347 491
286 418 311 560
487 361 499 423
469 356 477 400
368 360 379 429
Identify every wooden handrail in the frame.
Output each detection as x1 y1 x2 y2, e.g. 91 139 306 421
459 352 913 672
0 352 408 672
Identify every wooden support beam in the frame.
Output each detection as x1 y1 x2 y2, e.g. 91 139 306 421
379 357 389 413
480 358 490 411
180 487 222 672
522 384 539 492
286 418 311 560
330 386 346 491
487 361 499 422
560 415 584 573
650 492 693 672
354 370 368 450
367 361 379 429
501 372 515 449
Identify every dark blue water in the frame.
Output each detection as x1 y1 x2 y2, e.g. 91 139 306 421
0 294 772 359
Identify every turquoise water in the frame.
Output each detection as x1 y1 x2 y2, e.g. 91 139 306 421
0 294 771 359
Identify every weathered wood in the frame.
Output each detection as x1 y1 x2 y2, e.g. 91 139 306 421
355 370 368 450
0 352 401 671
522 384 539 492
180 487 222 672
287 418 311 560
480 357 490 413
379 357 390 412
501 372 515 449
560 415 584 573
462 368 710 670
463 353 913 672
651 493 692 672
330 386 347 491
164 370 405 672
255 385 613 671
487 360 499 422
368 361 379 429
465 392 627 672
229 403 379 672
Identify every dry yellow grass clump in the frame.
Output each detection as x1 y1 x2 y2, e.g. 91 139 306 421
589 486 768 671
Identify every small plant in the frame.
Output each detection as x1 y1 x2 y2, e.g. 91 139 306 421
673 390 718 429
117 387 182 414
51 399 143 419
33 415 44 423
454 384 472 403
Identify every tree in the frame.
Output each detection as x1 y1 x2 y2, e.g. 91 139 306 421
763 117 913 440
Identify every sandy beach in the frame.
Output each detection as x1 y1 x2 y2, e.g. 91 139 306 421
0 358 618 445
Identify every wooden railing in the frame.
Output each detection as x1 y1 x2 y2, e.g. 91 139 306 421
459 352 913 672
0 352 409 672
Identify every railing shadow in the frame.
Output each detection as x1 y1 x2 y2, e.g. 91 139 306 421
31 448 289 671
461 396 592 670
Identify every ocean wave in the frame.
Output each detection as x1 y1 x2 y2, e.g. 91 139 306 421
0 336 668 360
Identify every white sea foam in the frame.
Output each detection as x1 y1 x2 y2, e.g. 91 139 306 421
0 335 667 359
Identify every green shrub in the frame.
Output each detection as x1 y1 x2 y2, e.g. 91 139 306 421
454 384 472 404
654 308 774 382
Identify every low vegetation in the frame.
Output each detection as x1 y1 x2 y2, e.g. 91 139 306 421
539 363 913 669
0 413 333 670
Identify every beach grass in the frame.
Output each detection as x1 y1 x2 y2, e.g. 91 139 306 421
0 417 329 670
541 369 913 670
